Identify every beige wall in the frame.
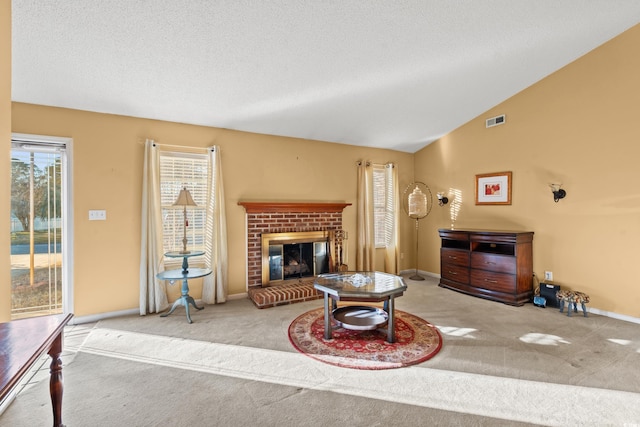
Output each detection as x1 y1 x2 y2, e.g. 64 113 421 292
11 104 415 316
415 24 640 318
6 12 640 320
0 0 11 322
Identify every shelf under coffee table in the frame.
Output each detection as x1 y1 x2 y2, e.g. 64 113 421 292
313 271 407 343
332 305 389 330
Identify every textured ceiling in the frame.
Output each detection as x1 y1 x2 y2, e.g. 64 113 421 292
11 1 640 153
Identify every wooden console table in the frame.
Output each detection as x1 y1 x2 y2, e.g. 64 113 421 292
1 313 73 427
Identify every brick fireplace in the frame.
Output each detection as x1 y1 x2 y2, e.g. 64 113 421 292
238 201 351 308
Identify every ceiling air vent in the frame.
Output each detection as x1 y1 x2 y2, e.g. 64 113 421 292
486 114 505 128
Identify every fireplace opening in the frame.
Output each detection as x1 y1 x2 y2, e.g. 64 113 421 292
261 230 331 285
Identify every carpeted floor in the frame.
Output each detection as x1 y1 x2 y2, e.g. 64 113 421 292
2 275 640 426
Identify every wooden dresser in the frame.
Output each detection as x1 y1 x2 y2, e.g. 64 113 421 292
438 229 534 306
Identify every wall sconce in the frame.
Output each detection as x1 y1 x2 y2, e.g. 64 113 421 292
437 192 449 206
549 184 566 203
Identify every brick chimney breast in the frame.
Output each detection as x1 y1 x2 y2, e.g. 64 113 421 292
238 202 351 288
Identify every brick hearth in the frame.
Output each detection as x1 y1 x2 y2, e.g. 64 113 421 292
238 201 351 308
247 278 320 309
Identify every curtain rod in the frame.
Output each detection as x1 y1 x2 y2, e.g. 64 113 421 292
147 140 214 153
355 161 394 168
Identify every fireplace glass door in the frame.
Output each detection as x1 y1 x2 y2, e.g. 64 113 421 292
268 245 283 281
268 241 330 282
313 241 329 278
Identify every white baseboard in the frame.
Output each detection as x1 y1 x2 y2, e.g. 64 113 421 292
407 271 640 325
70 281 640 326
70 308 140 325
587 307 640 324
227 292 248 300
70 292 250 325
400 269 440 279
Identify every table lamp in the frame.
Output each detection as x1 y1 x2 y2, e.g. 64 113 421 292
173 187 197 254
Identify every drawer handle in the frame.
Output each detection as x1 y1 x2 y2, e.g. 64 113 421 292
485 261 496 265
484 279 498 283
448 271 457 275
448 256 457 260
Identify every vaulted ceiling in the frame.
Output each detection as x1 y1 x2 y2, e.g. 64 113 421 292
11 1 640 152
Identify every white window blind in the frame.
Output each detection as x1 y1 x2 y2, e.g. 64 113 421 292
159 152 208 267
373 164 394 248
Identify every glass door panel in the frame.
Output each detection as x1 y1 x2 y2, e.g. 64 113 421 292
269 244 283 281
10 146 64 319
314 241 329 276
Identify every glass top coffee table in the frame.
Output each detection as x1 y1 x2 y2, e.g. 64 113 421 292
313 271 407 343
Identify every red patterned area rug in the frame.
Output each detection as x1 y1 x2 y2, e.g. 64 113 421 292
288 307 443 370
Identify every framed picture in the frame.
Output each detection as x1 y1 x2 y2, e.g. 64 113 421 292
475 171 512 205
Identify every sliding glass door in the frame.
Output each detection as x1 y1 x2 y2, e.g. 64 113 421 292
10 135 71 319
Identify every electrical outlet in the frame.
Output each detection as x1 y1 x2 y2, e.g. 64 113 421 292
89 210 107 221
544 271 553 281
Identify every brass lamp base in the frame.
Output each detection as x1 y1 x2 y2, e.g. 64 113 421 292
180 232 189 254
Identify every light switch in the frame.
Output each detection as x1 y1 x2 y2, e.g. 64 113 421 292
89 210 107 220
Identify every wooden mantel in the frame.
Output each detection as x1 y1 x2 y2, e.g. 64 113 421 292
238 201 351 213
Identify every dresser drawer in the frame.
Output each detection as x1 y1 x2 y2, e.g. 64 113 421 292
470 269 516 293
441 263 470 284
471 253 516 274
441 248 469 267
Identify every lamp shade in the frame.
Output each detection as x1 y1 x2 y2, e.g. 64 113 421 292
173 187 197 207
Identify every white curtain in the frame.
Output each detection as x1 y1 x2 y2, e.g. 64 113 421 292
356 160 375 271
384 163 400 274
202 146 228 304
139 139 168 315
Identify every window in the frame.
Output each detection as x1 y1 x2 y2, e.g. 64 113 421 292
373 164 394 248
159 151 208 267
